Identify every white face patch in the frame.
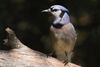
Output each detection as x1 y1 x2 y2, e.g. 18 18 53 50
52 10 62 18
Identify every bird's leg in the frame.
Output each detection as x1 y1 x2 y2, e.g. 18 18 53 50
47 52 53 57
64 51 73 65
63 51 68 65
46 51 56 58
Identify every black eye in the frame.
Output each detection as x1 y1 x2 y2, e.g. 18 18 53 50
50 8 58 12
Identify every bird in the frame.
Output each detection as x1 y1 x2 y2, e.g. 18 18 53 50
42 5 77 63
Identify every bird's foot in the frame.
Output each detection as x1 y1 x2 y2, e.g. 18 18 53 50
63 59 69 65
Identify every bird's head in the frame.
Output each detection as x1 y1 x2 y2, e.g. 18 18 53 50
42 5 70 28
42 5 69 18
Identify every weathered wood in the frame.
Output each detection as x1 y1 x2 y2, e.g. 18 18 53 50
0 27 81 67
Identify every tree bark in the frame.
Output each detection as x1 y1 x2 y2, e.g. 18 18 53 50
0 27 81 67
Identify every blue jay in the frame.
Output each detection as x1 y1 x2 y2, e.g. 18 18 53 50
42 5 77 63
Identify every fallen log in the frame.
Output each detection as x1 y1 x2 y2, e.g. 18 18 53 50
0 27 81 67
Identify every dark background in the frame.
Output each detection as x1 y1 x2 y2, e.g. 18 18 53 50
0 0 100 67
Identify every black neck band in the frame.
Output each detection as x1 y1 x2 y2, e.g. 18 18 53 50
52 23 64 28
